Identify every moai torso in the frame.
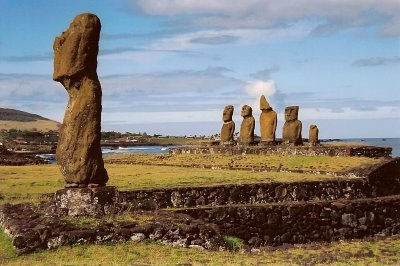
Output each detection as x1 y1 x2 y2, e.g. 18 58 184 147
220 105 235 142
240 105 255 144
259 95 277 143
282 106 303 145
309 125 319 145
54 13 108 187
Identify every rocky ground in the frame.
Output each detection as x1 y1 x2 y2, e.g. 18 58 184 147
0 202 222 254
0 145 49 166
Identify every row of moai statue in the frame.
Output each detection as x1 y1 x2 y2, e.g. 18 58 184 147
220 95 319 146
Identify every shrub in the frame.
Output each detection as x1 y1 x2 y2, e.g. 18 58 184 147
223 236 243 252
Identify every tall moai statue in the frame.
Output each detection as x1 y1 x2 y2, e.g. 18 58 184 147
259 95 277 144
282 106 303 145
54 13 109 188
309 124 319 146
220 105 235 144
240 105 255 144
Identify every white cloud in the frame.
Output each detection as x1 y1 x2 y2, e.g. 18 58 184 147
101 68 242 96
133 0 400 36
103 110 221 124
149 23 314 51
0 74 61 97
299 106 400 120
245 80 276 98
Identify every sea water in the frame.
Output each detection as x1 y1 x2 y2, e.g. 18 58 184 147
101 146 172 156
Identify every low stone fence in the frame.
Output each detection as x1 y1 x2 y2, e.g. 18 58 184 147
0 203 222 254
178 195 400 246
119 179 373 210
169 145 392 158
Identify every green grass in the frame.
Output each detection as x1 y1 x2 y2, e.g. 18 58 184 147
324 141 365 147
0 163 351 204
148 136 205 145
223 236 243 251
62 213 153 228
0 231 16 264
105 153 382 173
1 229 399 265
0 154 396 265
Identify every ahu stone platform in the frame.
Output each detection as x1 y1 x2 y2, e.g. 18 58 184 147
1 158 399 254
170 144 392 158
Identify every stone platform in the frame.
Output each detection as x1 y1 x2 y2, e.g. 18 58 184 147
0 204 221 254
55 186 120 216
178 195 400 246
169 145 392 158
1 159 399 254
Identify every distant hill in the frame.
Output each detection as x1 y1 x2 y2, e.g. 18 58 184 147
0 108 60 131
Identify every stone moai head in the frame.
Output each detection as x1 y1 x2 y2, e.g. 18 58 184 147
285 106 299 122
241 105 252 117
310 124 317 130
53 13 101 84
260 95 272 110
222 105 234 122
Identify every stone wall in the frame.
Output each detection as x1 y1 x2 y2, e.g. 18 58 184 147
55 186 120 216
119 179 373 210
169 145 392 158
178 195 400 246
0 203 222 254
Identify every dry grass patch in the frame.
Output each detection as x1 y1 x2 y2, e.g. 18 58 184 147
1 230 399 265
0 163 347 204
105 153 382 173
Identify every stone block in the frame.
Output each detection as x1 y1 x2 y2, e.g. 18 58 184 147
55 186 119 216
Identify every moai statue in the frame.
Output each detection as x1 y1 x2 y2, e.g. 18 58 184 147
309 124 319 146
282 106 303 145
54 13 108 188
220 105 235 144
259 95 277 144
240 105 255 144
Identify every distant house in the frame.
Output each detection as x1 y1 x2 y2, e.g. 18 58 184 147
14 137 28 145
112 137 140 143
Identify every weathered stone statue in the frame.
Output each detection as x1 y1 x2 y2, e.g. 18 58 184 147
240 105 255 144
309 124 319 146
220 105 235 144
54 13 108 188
282 106 303 145
259 95 277 144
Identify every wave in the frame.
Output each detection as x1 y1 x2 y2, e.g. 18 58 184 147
118 147 151 150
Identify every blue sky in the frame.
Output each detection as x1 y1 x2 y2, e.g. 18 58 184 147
0 0 399 138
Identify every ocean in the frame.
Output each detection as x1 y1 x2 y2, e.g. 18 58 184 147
101 146 171 156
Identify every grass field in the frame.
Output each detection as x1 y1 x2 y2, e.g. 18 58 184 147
105 154 382 173
0 154 394 265
0 162 347 205
147 136 205 145
1 229 399 265
0 119 60 131
0 154 382 204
